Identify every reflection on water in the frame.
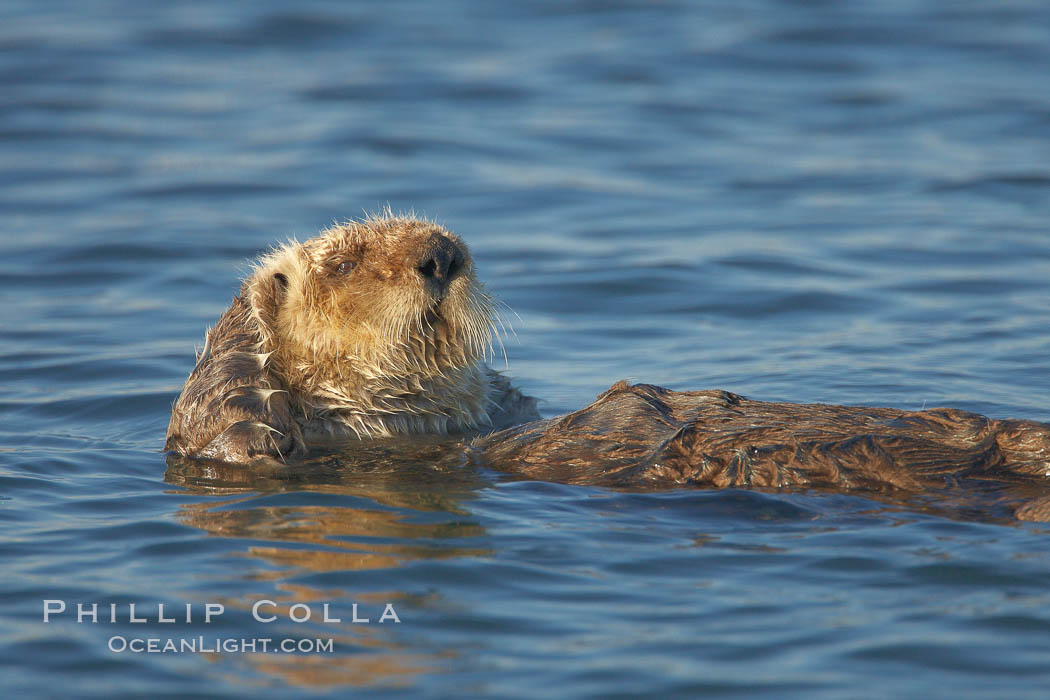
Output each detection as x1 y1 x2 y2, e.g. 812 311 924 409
164 438 487 688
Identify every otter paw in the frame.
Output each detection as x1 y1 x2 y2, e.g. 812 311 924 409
199 420 305 464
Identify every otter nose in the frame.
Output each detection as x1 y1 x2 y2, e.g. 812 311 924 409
418 233 465 293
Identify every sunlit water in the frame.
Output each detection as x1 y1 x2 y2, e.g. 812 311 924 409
3 1 1050 697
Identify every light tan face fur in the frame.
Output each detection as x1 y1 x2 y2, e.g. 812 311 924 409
245 214 498 438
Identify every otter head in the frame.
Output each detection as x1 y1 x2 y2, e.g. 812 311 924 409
243 214 498 436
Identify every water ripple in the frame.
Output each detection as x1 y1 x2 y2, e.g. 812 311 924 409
4 0 1050 696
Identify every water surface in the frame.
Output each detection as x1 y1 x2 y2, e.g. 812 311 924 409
3 1 1050 697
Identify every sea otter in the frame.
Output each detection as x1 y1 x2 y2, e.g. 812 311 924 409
167 214 1050 514
165 213 538 463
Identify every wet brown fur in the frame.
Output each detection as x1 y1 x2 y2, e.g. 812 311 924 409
479 382 1050 489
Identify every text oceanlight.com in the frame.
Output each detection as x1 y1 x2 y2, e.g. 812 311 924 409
107 636 334 654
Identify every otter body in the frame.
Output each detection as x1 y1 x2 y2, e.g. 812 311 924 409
166 214 538 463
479 382 1050 492
168 215 1050 518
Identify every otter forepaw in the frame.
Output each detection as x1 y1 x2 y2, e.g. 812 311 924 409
199 419 306 465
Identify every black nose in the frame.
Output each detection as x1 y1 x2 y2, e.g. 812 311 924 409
418 233 465 293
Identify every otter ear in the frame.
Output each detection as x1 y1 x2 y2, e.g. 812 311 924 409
249 271 288 347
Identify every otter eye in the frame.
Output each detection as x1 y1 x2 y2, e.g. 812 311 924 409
336 260 356 274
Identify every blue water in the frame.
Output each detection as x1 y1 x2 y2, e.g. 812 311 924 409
4 0 1050 697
